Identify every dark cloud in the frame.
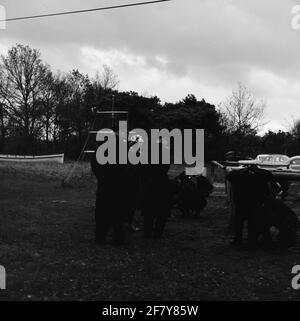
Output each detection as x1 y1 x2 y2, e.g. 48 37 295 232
0 0 300 130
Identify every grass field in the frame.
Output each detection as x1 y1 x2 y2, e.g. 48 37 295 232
0 161 300 301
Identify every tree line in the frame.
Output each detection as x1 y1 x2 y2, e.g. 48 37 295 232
0 44 300 161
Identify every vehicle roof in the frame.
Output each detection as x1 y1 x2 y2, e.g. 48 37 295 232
266 154 289 157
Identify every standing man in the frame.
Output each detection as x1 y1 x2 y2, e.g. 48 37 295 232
226 165 276 248
142 139 172 239
125 137 143 232
91 134 129 245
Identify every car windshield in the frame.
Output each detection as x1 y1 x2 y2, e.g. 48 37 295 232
257 155 269 161
262 155 288 163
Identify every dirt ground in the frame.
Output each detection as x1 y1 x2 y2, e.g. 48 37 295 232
0 162 300 301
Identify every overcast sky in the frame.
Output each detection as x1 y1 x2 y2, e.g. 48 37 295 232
0 0 299 133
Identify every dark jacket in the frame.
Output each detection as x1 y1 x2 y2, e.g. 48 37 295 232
91 152 130 218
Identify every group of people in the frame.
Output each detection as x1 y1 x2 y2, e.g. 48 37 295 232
227 165 300 249
90 135 172 245
90 134 300 249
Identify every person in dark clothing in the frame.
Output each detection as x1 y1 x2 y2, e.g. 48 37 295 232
226 165 279 248
265 198 299 248
142 163 171 238
142 140 171 239
123 137 145 232
197 175 214 197
91 138 129 245
125 162 142 232
170 172 213 218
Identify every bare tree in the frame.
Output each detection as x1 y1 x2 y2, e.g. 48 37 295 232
0 70 9 150
95 64 119 91
0 44 52 150
39 71 56 143
220 83 266 135
0 100 8 150
289 118 300 138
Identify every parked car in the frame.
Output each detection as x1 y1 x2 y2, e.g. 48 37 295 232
261 154 290 166
239 154 290 169
288 156 300 171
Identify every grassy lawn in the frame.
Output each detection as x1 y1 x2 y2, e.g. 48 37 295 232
0 162 300 301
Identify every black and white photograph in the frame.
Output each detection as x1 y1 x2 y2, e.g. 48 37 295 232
0 0 300 309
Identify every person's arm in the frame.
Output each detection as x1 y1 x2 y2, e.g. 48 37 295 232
268 173 283 197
